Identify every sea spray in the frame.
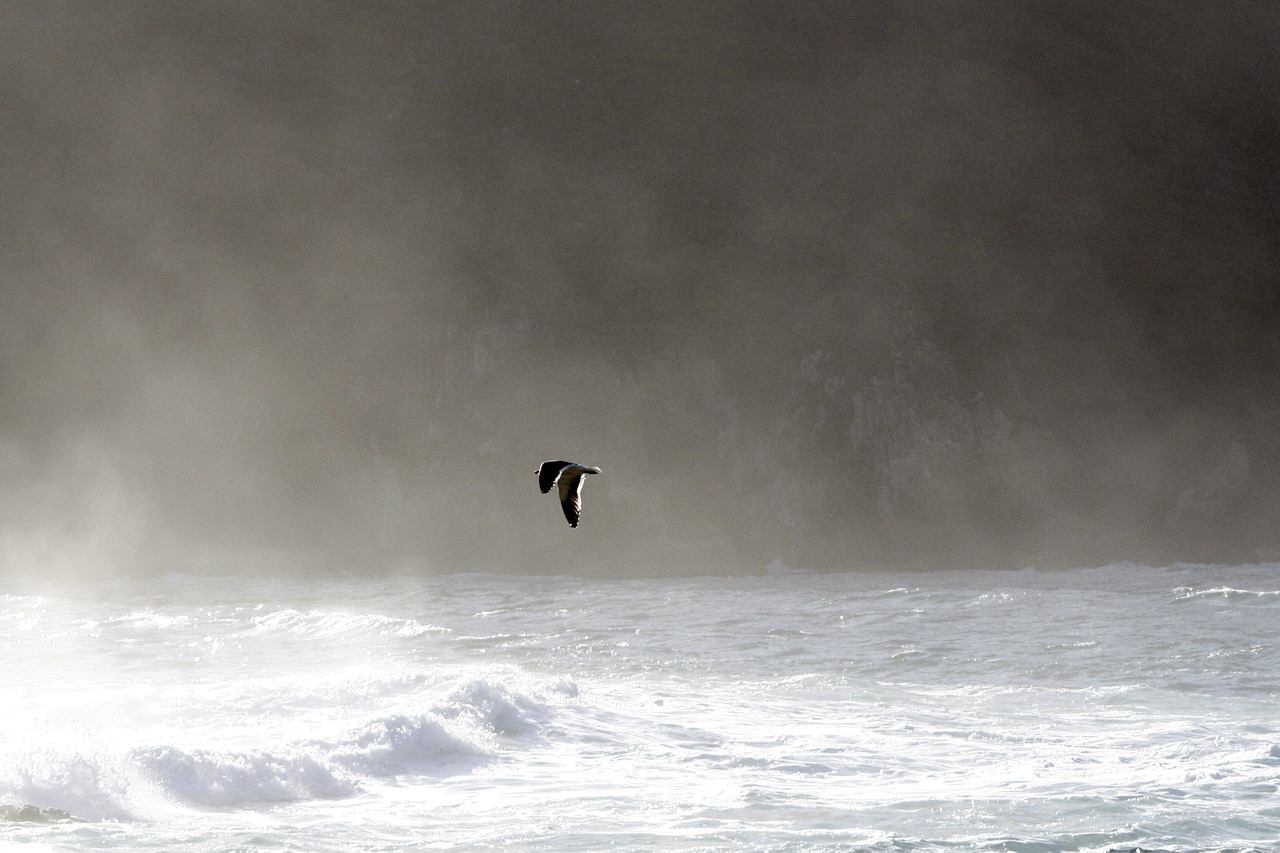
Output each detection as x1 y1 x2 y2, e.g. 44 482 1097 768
0 566 1275 851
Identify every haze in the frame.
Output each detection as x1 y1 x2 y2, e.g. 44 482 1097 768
2 1 1277 578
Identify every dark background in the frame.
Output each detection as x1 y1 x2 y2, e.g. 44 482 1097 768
2 1 1278 576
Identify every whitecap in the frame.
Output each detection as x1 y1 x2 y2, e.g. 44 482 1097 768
133 744 354 807
327 713 489 776
431 676 562 739
249 609 448 637
1173 586 1280 603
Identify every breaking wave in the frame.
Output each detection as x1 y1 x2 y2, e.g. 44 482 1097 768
0 672 575 816
1173 586 1280 603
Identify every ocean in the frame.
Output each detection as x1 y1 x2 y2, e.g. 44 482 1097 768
0 562 1276 852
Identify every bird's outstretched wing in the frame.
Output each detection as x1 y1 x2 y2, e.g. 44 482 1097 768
537 460 571 494
558 473 585 527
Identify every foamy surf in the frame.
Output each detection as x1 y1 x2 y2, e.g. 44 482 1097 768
0 565 1276 851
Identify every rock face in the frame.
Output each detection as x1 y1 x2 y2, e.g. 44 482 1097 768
0 804 78 824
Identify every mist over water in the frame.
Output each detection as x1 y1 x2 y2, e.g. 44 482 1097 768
2 2 1278 577
4 9 1280 850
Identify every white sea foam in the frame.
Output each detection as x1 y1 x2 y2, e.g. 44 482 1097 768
0 566 1276 851
134 744 355 807
327 713 488 776
0 670 573 819
251 608 449 637
1173 585 1280 602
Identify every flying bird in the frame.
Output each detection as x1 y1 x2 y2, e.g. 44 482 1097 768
536 460 601 528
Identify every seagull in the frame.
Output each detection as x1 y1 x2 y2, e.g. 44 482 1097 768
536 460 601 528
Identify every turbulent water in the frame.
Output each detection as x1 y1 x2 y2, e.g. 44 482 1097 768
0 563 1277 852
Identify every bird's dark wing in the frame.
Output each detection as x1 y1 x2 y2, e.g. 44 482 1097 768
558 473 584 527
537 460 570 494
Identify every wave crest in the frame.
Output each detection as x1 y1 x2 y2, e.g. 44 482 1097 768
250 609 449 638
1174 586 1280 603
133 745 354 807
328 713 487 776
